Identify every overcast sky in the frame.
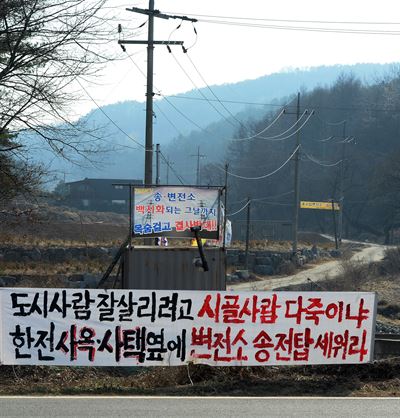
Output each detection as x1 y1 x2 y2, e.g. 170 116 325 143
78 0 400 116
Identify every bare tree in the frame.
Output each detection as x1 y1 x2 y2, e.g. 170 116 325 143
0 0 125 204
0 0 122 159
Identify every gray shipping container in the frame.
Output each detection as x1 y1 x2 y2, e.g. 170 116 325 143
122 246 226 290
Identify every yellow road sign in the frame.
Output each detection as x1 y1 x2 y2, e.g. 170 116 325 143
300 201 340 211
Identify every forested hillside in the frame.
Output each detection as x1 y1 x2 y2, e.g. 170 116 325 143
41 63 395 183
204 72 400 242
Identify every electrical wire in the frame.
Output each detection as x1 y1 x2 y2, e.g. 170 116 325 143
315 115 347 126
227 190 294 215
252 190 294 201
192 18 400 36
336 136 355 144
221 108 302 143
314 136 335 143
186 22 198 50
215 145 299 180
234 111 313 142
169 51 238 129
164 12 400 26
227 108 285 141
74 76 150 152
123 48 217 137
185 52 246 128
169 94 400 114
169 94 286 107
256 110 311 140
228 189 294 205
123 45 296 144
302 149 343 167
227 199 251 216
159 151 187 185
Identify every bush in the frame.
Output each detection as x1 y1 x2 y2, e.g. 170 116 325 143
382 247 400 275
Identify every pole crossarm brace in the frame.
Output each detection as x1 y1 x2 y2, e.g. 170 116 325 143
119 40 184 45
126 7 198 22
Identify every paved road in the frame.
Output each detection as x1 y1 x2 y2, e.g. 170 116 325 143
0 396 399 417
231 243 387 291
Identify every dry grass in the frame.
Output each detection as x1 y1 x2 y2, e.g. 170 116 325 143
1 359 400 396
0 259 110 275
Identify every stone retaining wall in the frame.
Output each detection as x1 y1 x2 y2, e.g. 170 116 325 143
0 246 116 263
226 246 338 280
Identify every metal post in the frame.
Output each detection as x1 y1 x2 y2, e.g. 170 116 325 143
155 143 160 185
245 198 251 270
292 92 301 254
338 121 346 244
331 200 339 250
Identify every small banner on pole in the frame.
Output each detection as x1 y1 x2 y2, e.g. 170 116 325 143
132 186 221 238
0 288 376 366
301 201 340 211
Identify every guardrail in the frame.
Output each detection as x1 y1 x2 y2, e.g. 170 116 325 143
375 333 400 359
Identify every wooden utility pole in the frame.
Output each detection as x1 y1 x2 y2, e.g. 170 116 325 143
190 146 206 185
119 2 197 186
223 162 228 249
155 143 160 185
292 92 301 254
245 198 251 270
331 199 339 250
338 121 347 245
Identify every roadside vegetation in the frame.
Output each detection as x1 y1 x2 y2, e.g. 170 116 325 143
1 359 400 397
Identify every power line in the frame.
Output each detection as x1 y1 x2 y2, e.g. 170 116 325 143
168 51 238 128
164 12 400 26
159 150 186 185
234 110 314 142
252 190 294 201
315 115 347 126
214 145 299 180
191 18 400 36
185 52 246 128
227 199 251 216
169 94 400 113
256 110 312 140
169 94 285 107
228 108 286 141
227 190 294 215
302 149 343 167
74 77 150 152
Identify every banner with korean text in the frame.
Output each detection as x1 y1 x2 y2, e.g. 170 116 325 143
0 289 376 366
133 186 220 238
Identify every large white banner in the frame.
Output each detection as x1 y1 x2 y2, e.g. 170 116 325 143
0 289 376 366
133 186 220 238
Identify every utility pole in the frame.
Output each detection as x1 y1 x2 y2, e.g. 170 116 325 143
338 121 346 245
331 199 339 250
223 162 228 249
245 198 251 270
155 143 160 185
190 146 206 185
119 2 197 186
292 92 301 254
